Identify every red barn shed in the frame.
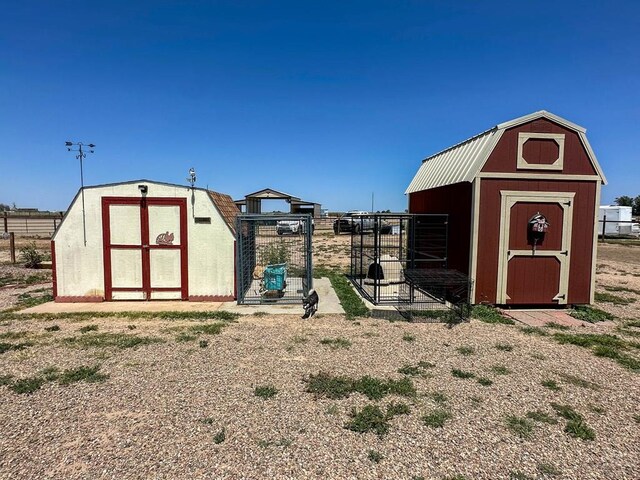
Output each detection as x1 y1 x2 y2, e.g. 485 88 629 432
406 111 606 306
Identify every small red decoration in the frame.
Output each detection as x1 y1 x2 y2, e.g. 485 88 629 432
156 232 174 245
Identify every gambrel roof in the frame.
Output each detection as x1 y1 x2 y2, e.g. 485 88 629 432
405 111 607 194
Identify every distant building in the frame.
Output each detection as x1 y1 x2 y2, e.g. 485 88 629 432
234 188 321 218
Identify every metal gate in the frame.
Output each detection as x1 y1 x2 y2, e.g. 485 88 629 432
236 214 313 304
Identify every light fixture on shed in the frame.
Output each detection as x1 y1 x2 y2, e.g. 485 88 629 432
138 184 148 194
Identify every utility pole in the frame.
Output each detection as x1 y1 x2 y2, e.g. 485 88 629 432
66 141 95 246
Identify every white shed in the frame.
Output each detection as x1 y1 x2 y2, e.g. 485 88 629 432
52 180 238 302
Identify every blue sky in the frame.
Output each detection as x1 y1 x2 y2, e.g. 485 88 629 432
1 1 638 212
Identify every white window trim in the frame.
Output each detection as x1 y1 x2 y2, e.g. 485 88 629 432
517 132 565 171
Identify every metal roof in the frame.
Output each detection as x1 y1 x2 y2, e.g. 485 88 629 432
405 110 606 194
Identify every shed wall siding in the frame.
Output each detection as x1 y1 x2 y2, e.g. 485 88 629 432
474 179 596 305
54 183 235 300
482 119 597 176
409 182 472 275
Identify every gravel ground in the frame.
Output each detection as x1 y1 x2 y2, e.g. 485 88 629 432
0 242 639 479
1 314 639 480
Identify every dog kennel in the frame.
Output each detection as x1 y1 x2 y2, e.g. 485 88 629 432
236 214 313 305
349 214 471 318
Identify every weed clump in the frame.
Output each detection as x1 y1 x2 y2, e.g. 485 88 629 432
254 384 278 399
472 305 514 325
422 409 451 428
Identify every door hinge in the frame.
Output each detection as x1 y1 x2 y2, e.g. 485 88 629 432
563 200 572 206
555 294 566 300
561 250 568 256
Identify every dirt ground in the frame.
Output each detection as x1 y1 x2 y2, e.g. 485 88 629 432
0 236 639 480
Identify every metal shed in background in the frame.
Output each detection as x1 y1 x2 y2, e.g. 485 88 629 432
406 111 607 306
234 188 321 218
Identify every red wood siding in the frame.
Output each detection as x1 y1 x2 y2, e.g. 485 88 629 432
409 182 472 274
506 256 561 304
482 119 597 176
475 179 596 305
509 203 563 251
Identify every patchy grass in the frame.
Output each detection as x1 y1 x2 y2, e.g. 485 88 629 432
176 332 197 342
550 403 596 440
402 333 416 342
520 326 549 336
456 346 474 356
604 285 640 295
304 372 416 400
509 471 534 480
213 428 226 444
429 391 448 404
0 374 15 385
541 379 561 391
345 405 389 436
477 377 493 386
199 340 209 348
0 273 49 287
319 337 352 349
595 292 636 305
398 361 434 377
10 376 45 394
0 331 28 340
490 365 511 375
0 341 34 354
316 268 369 319
63 333 165 349
44 325 60 332
367 450 383 463
552 332 639 371
304 372 354 399
570 305 614 323
544 322 570 330
526 410 558 424
505 415 534 439
421 409 451 428
189 323 225 335
58 365 108 385
564 418 596 441
495 343 513 352
556 372 600 390
79 324 99 333
0 310 240 323
537 463 561 476
451 368 475 379
16 290 53 308
345 401 411 437
254 384 278 399
472 305 514 325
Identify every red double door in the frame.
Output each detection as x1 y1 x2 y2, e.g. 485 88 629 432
102 197 188 300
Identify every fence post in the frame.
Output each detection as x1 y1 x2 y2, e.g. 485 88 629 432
601 214 606 242
2 212 7 233
10 232 16 264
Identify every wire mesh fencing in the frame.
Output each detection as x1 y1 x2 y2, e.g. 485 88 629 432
236 214 313 304
349 214 471 320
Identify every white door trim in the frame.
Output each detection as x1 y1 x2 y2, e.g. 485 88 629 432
496 190 575 304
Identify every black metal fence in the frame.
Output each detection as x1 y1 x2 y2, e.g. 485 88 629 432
236 214 313 304
349 214 470 319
